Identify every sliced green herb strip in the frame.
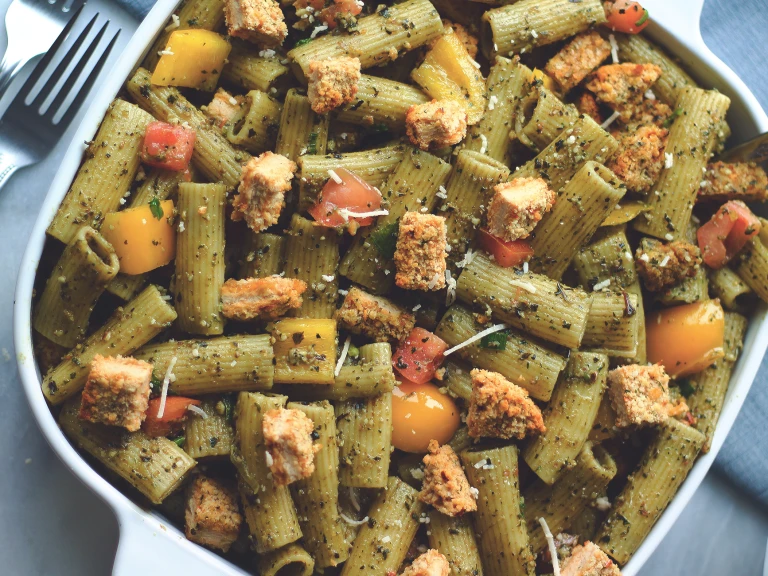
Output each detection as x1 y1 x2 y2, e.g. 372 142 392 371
173 436 186 448
295 38 313 47
307 132 318 155
663 107 683 128
480 331 508 350
369 220 399 258
677 380 696 398
149 196 164 220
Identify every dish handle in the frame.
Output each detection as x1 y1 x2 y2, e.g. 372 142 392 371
112 508 236 575
641 0 706 49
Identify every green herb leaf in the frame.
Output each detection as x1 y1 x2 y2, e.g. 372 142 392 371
635 8 649 27
480 331 508 350
663 108 683 128
372 123 390 133
348 344 360 359
677 380 696 398
221 395 235 421
173 436 186 448
307 132 318 155
369 220 399 258
149 196 164 220
295 38 313 47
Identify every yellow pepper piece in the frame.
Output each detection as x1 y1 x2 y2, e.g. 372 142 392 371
412 32 487 125
530 68 557 92
101 200 176 275
273 318 337 385
151 30 231 91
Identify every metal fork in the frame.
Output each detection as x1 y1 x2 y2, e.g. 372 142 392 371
0 15 119 191
0 0 87 99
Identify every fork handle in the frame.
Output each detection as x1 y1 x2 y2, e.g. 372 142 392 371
0 152 20 191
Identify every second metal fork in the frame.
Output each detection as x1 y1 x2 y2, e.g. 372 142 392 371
0 15 120 191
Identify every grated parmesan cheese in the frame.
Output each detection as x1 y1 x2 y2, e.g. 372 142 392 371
337 208 389 221
488 95 498 111
156 356 178 419
509 279 537 293
609 33 619 64
659 255 670 267
479 134 488 155
593 279 611 291
594 496 611 511
328 169 343 184
640 253 650 262
469 486 479 499
456 248 476 269
335 336 352 376
164 14 180 31
665 233 674 241
349 487 361 511
265 451 274 467
644 89 656 100
187 405 208 419
340 513 369 526
445 270 457 306
321 274 335 282
436 185 448 199
539 517 561 576
310 24 328 38
600 110 621 130
665 152 674 169
444 324 508 356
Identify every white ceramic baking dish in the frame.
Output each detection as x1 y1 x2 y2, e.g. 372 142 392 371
13 0 768 574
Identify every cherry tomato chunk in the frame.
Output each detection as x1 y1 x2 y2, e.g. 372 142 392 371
604 0 650 34
293 0 362 29
391 380 460 453
393 328 448 385
141 121 196 171
697 201 761 269
143 396 201 437
308 168 383 231
476 229 534 268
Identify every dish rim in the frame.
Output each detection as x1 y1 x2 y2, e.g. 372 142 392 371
12 1 768 574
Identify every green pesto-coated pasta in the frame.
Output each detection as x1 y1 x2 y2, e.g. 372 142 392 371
582 291 640 358
183 398 235 458
59 397 195 504
256 543 315 576
735 237 768 303
47 99 154 243
435 304 566 402
233 392 302 553
596 418 705 565
339 147 451 292
225 89 282 155
709 266 753 311
275 89 329 162
655 265 709 306
456 252 593 349
238 232 286 279
127 67 248 189
175 182 226 335
283 214 339 318
42 285 177 404
340 476 425 576
288 401 349 567
442 359 474 403
514 85 579 153
524 442 617 553
522 352 608 485
461 446 535 576
34 226 119 348
336 393 392 488
222 40 290 94
427 511 484 576
133 335 275 394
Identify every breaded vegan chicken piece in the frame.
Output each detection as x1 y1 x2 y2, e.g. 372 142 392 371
607 364 671 428
394 212 448 291
335 286 416 344
232 152 297 232
698 161 768 203
545 31 612 93
185 475 242 553
486 177 556 242
405 99 468 151
204 88 245 129
307 57 361 114
586 63 662 122
607 125 668 194
467 369 546 440
263 407 321 486
399 549 450 576
561 541 621 576
224 0 288 46
635 239 701 292
221 276 307 321
419 440 477 516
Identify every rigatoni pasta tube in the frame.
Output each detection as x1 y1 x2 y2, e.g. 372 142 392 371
222 40 289 94
183 398 235 459
655 265 709 306
126 67 248 189
275 89 329 162
47 99 154 243
238 232 286 279
256 543 315 576
735 237 768 303
175 182 226 336
339 147 451 293
461 446 535 576
481 0 606 59
582 291 640 358
427 511 484 576
340 476 425 576
232 392 302 553
465 56 531 165
133 335 274 394
522 352 608 485
456 252 593 349
515 85 579 153
336 393 392 488
442 359 474 403
42 285 177 404
336 74 430 132
708 266 753 310
524 442 617 553
514 115 617 193
288 0 443 76
288 401 349 568
688 312 747 452
596 418 705 565
530 161 626 280
634 87 730 240
435 304 566 401
59 397 195 504
272 318 337 385
283 214 339 318
225 89 282 155
34 226 119 348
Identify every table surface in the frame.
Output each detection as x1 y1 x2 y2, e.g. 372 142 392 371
1 1 767 574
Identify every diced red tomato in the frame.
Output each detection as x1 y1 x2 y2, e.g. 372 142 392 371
308 168 383 233
141 121 196 172
142 396 201 437
393 328 448 385
604 0 650 34
697 201 761 269
476 229 534 268
293 0 363 29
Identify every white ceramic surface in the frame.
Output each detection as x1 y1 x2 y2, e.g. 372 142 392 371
12 0 768 574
